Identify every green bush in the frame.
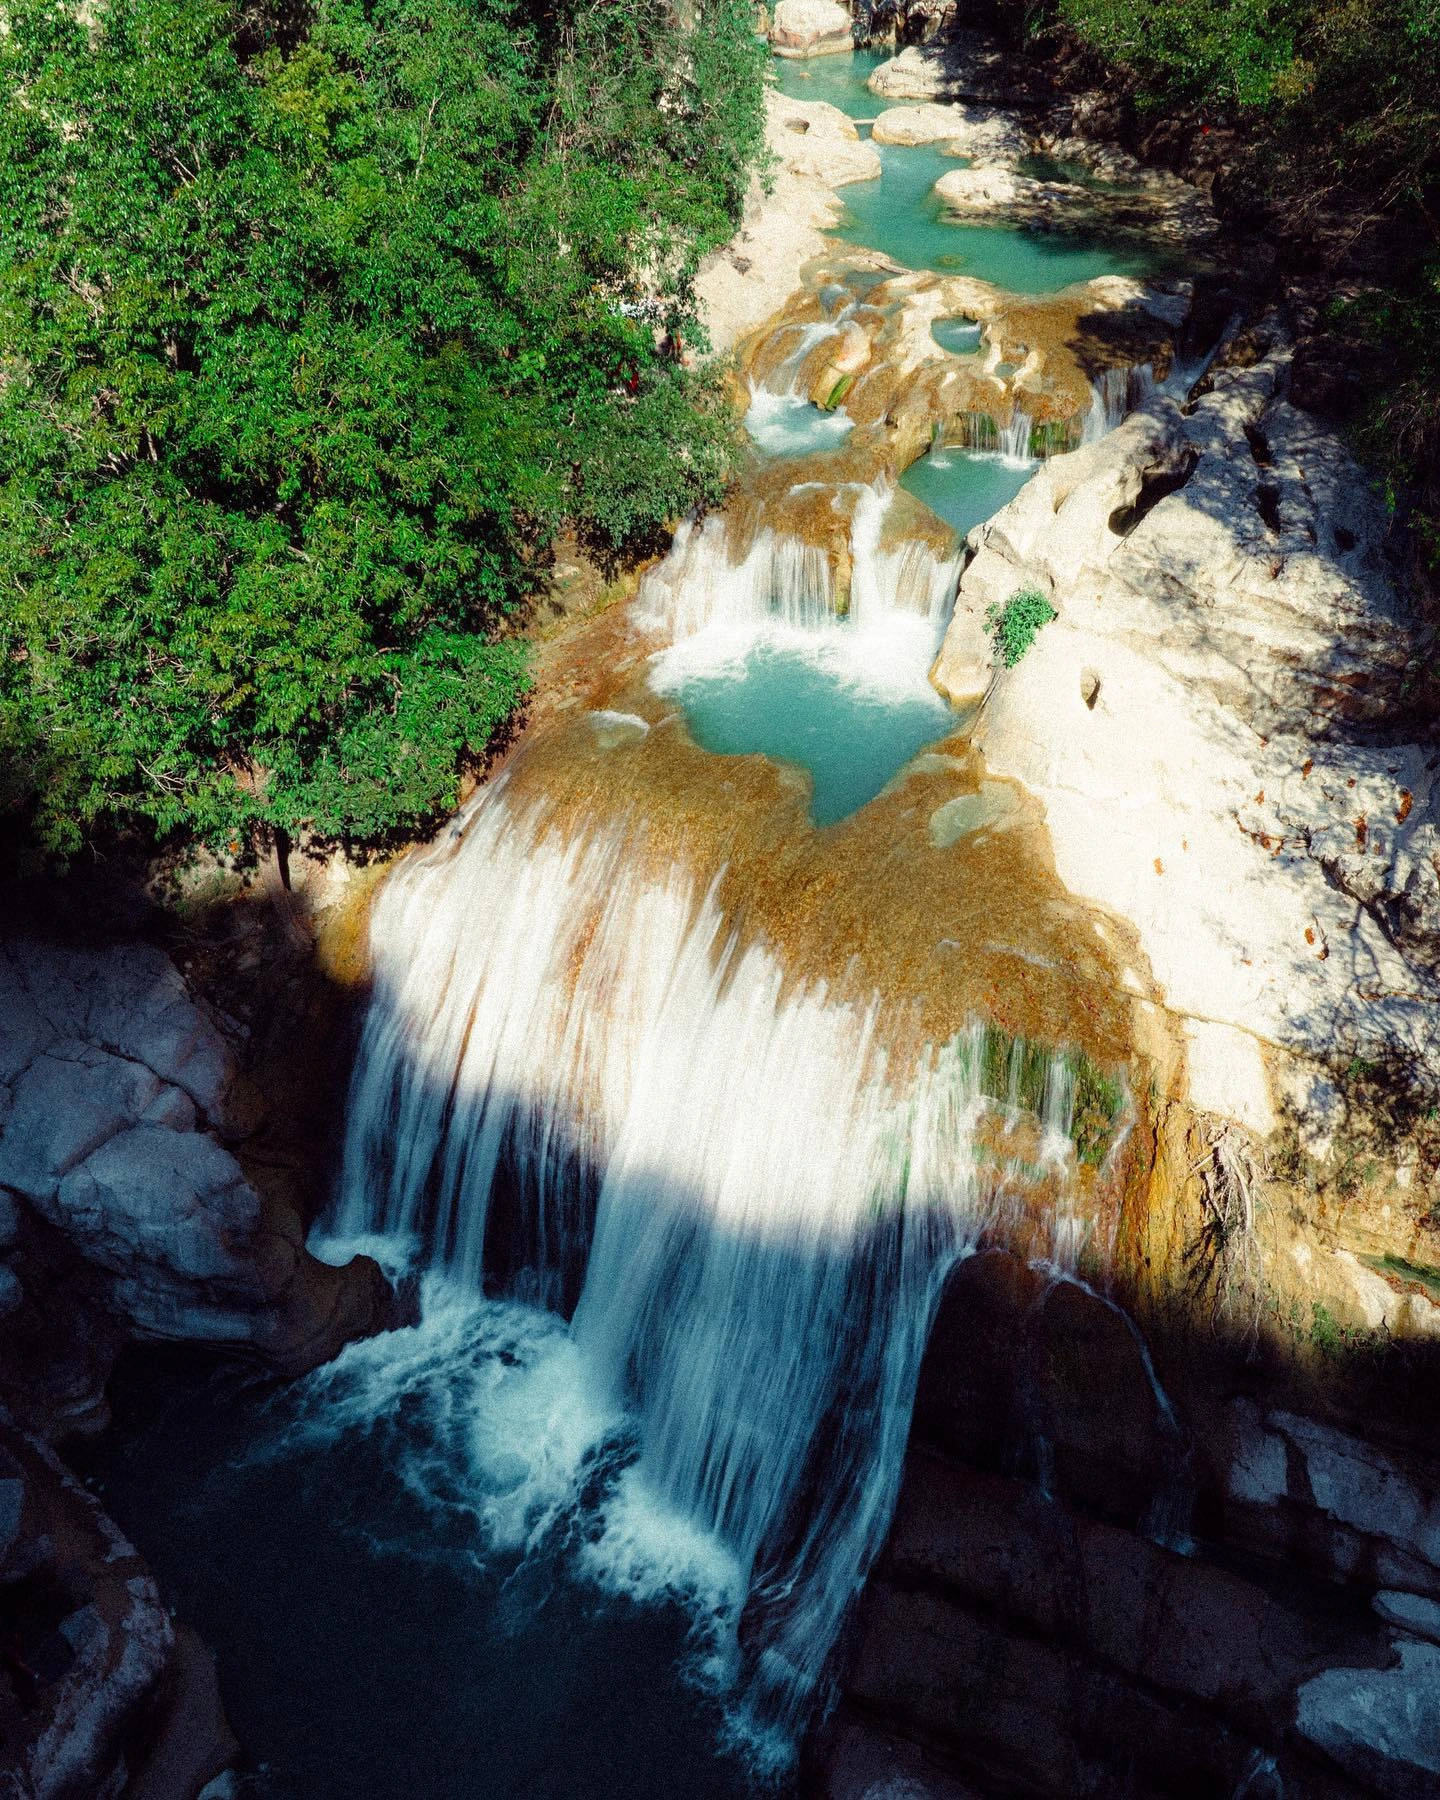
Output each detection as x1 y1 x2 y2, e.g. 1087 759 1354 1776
987 588 1058 666
0 0 766 859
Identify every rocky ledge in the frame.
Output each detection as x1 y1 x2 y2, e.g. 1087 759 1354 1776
0 930 395 1795
810 1251 1440 1800
0 938 393 1438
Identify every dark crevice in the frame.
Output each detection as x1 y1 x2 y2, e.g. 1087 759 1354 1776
1243 422 1273 467
1108 448 1200 538
1255 483 1283 532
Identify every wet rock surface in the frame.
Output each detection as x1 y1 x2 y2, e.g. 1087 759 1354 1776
0 1412 236 1800
810 1252 1440 1800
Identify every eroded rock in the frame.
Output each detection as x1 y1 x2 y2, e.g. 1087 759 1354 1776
929 336 1438 1121
0 1414 236 1800
771 0 854 59
0 939 392 1388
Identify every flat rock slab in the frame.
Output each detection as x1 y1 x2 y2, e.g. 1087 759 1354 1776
872 101 1028 160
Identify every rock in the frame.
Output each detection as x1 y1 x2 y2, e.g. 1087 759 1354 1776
1265 1410 1440 1588
935 161 1217 244
929 340 1438 1123
1373 1591 1440 1645
809 1713 987 1798
0 1416 184 1800
0 939 251 1137
0 938 393 1382
865 34 1021 102
771 0 853 58
0 1186 21 1249
125 1623 240 1800
934 164 1036 213
0 1263 21 1319
871 102 1027 159
869 44 958 100
769 93 882 188
1297 1639 1440 1800
695 90 878 355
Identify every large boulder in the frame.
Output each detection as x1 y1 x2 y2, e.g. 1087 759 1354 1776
0 939 391 1385
772 0 854 58
0 1414 237 1799
871 101 1027 157
768 93 882 189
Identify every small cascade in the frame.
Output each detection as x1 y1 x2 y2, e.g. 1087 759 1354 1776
333 785 1108 1768
638 485 959 650
767 318 844 396
636 513 835 639
1081 362 1156 443
950 409 1038 465
848 482 962 641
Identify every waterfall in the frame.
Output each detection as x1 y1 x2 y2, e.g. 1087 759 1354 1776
332 781 1103 1770
951 409 1037 464
638 485 960 650
767 318 844 396
636 513 835 638
1081 362 1156 444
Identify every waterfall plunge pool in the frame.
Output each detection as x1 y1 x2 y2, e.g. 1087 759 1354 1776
651 618 958 827
899 446 1036 540
94 1280 760 1800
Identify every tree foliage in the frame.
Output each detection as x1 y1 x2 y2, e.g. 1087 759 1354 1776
0 0 766 858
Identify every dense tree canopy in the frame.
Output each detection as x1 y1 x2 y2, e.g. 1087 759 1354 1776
0 0 766 858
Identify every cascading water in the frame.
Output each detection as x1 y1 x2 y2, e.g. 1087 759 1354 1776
331 775 1102 1770
1081 362 1156 443
743 316 856 458
640 483 963 824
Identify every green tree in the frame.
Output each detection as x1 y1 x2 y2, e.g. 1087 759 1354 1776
0 0 765 859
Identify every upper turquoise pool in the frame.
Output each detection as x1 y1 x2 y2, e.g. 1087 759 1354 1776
772 52 1164 293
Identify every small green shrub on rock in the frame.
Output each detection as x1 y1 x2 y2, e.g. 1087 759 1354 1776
986 589 1058 667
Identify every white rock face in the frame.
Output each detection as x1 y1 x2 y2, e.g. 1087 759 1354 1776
0 939 387 1366
770 93 882 188
695 90 880 356
1297 1638 1440 1798
930 338 1436 1127
871 102 1027 160
771 0 853 59
933 165 1035 212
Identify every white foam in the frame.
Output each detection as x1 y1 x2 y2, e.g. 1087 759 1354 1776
744 387 855 457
